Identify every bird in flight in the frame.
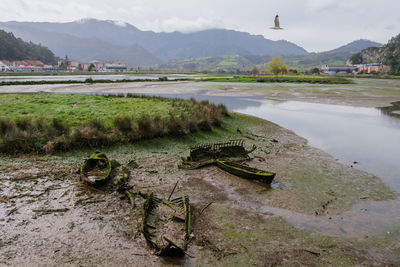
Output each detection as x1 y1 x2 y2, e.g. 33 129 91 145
270 15 284 30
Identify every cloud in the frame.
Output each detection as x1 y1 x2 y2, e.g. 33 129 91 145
0 0 399 51
152 17 225 33
113 20 127 27
305 0 338 12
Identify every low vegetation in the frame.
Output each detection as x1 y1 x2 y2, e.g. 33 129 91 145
0 77 193 86
200 75 353 84
0 93 229 154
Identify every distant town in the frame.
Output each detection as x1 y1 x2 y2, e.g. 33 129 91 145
0 57 127 73
319 63 387 75
0 57 385 76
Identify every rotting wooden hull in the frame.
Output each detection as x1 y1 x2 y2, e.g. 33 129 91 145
216 159 275 184
142 193 191 256
180 139 256 169
80 151 112 186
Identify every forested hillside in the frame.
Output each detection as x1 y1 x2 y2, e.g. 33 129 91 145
0 29 57 64
349 34 400 75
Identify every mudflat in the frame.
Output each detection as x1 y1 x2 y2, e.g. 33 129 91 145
1 78 400 107
1 112 399 265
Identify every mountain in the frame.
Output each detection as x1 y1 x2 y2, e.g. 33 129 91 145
329 39 382 53
0 23 161 66
158 40 384 72
349 34 400 75
0 29 56 64
0 19 307 66
281 39 382 68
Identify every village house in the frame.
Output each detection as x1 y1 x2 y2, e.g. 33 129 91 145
87 60 127 72
0 60 12 71
355 63 381 74
320 65 358 75
13 60 45 72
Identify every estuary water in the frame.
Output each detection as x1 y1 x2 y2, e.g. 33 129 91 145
150 93 400 192
147 92 400 237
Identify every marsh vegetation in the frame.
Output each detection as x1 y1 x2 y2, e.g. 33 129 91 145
0 93 228 154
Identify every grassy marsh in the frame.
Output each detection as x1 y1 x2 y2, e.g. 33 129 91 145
0 93 228 154
200 75 354 84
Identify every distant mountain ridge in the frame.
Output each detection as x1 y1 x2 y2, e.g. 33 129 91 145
159 40 383 72
0 19 307 66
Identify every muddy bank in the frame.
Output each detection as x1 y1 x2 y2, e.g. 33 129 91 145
1 114 398 265
1 78 400 108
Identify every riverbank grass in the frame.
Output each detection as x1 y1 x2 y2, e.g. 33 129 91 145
200 75 354 84
0 93 228 154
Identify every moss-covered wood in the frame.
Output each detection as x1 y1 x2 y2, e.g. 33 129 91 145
216 159 275 184
179 139 256 169
142 193 192 256
80 151 112 186
115 167 135 208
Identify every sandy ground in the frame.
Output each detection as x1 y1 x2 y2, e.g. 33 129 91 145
1 80 400 265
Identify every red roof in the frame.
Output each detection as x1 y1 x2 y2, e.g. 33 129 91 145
0 60 11 65
15 60 44 66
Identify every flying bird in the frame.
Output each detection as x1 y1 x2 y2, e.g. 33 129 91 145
270 15 284 30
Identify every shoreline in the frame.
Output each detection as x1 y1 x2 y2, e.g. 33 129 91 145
1 81 400 265
1 113 399 265
0 79 399 108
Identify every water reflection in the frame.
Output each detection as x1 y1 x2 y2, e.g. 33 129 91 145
146 93 400 192
75 91 400 192
233 99 400 191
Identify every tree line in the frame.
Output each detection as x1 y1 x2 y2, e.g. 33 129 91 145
0 29 57 65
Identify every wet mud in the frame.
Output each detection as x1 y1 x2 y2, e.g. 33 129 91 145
1 114 399 265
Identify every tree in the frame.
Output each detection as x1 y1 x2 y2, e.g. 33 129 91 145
310 67 320 74
250 66 259 76
266 56 288 75
88 64 96 72
349 52 363 64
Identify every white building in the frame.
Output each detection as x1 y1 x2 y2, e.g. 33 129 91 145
0 60 11 72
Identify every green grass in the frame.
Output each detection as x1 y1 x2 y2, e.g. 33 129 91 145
0 77 196 86
0 93 178 128
0 93 228 154
217 55 238 67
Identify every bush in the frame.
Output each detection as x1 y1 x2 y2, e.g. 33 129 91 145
114 116 134 133
84 77 94 83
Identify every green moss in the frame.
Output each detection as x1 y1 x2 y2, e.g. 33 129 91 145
194 204 376 266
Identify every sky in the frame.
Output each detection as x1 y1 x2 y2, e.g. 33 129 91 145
1 0 399 52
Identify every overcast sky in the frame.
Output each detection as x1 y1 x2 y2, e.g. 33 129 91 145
1 0 399 52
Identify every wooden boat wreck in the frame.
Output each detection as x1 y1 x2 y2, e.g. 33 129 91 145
216 159 275 184
179 139 256 169
142 193 191 256
80 151 112 186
